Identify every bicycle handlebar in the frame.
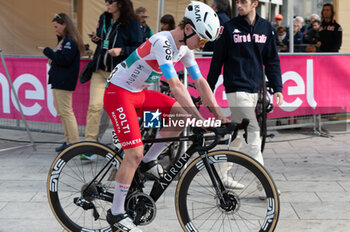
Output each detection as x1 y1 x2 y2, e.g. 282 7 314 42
194 119 250 152
160 79 196 89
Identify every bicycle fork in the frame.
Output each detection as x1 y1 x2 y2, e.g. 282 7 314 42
200 151 230 208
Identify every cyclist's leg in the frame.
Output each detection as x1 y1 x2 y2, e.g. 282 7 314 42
141 90 187 164
104 84 145 231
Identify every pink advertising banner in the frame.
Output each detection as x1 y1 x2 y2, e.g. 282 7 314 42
0 57 90 125
183 55 350 119
0 55 349 125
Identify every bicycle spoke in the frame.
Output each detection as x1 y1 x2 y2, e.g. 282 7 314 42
48 143 116 231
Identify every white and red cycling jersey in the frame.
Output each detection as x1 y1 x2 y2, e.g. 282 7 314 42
107 31 202 92
104 31 203 150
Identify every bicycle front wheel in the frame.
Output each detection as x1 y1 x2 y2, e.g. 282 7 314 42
47 141 122 232
175 150 279 232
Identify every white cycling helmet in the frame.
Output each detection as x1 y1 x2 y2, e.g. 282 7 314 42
185 1 221 42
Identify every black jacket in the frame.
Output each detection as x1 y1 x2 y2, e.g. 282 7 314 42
93 12 144 72
207 14 282 94
44 36 80 91
319 19 342 52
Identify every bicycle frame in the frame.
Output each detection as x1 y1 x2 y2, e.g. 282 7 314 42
140 133 217 202
141 133 229 207
81 132 221 204
83 120 248 206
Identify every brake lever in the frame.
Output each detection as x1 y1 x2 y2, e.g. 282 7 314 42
240 119 249 144
243 127 248 144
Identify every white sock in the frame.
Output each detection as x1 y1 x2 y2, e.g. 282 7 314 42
142 134 170 163
111 181 130 216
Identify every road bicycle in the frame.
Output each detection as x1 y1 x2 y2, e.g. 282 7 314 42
47 120 280 232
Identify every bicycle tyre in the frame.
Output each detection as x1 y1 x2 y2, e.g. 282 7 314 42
175 150 280 232
47 141 121 232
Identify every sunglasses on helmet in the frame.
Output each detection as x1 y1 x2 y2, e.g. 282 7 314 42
190 26 208 45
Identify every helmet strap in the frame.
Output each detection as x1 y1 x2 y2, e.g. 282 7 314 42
179 30 196 45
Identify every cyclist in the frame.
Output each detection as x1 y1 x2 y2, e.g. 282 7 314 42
103 1 228 231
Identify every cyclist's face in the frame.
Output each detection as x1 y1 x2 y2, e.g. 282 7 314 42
185 25 207 50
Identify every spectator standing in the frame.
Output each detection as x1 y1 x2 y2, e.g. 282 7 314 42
203 0 231 54
317 3 342 52
207 0 283 191
272 14 283 29
37 13 84 152
84 0 143 157
283 19 303 52
276 26 288 52
306 13 321 31
304 19 321 45
160 14 175 31
136 7 153 40
295 16 306 34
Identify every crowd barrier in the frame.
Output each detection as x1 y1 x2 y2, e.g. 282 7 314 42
0 53 349 137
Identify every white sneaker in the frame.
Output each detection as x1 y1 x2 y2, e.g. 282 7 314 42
222 177 245 189
107 210 142 232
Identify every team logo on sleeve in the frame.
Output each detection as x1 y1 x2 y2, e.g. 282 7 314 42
143 109 161 128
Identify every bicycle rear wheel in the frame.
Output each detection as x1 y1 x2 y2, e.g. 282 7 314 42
175 150 279 232
47 141 121 232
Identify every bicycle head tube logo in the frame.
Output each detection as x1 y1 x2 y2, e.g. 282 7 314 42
143 109 161 128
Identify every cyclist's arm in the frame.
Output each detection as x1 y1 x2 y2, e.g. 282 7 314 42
192 77 229 122
166 76 205 122
182 52 228 122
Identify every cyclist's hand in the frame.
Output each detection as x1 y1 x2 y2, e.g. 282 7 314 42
274 92 284 106
218 116 230 124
